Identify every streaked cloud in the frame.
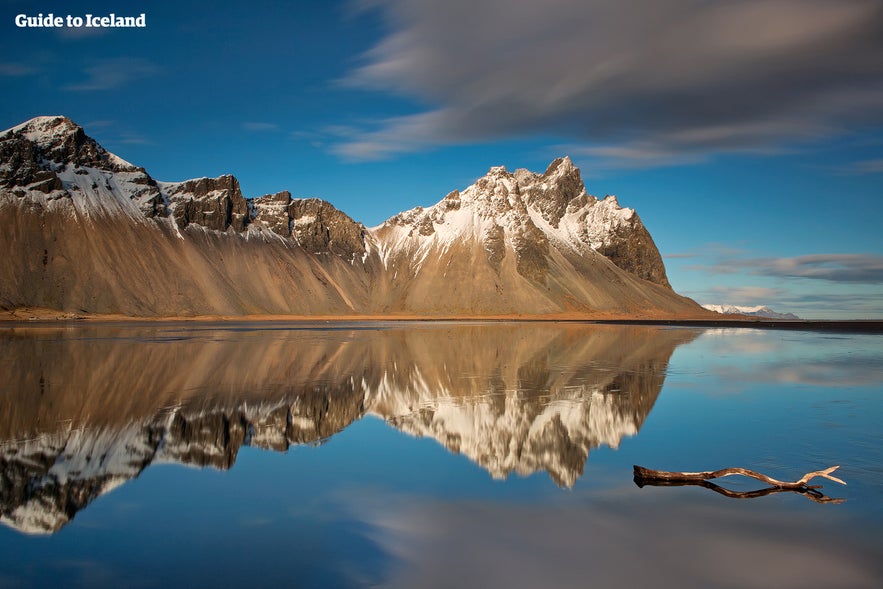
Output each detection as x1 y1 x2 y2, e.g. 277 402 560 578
706 285 787 302
83 121 153 148
338 0 883 164
242 122 279 132
722 254 883 283
113 135 152 145
834 158 883 175
64 58 160 92
782 291 883 316
686 248 883 284
82 120 116 129
0 62 37 77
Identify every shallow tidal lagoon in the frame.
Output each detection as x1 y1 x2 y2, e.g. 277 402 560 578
1 322 881 588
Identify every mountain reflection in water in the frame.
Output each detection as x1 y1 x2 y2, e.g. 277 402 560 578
0 322 697 535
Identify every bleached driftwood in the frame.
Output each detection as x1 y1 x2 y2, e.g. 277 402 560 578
633 465 846 504
633 465 846 488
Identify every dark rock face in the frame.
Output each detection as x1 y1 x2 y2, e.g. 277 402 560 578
483 223 506 272
512 221 550 283
417 214 435 236
289 198 367 257
0 136 60 194
516 157 670 288
30 119 113 170
595 214 670 288
138 190 167 218
443 189 461 210
2 117 136 173
166 175 249 232
252 190 293 236
521 157 586 228
1 116 166 215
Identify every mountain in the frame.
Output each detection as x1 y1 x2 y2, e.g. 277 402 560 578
702 304 800 320
0 322 697 534
0 116 708 318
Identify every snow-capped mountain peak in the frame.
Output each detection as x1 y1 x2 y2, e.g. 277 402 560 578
3 115 138 172
702 304 800 319
374 155 670 288
0 116 708 317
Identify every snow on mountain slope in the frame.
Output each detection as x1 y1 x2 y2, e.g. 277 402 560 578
374 158 668 286
703 304 800 319
0 116 707 317
1 116 164 220
369 157 696 315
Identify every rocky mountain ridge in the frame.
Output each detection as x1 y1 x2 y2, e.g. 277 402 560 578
376 158 670 287
0 116 707 317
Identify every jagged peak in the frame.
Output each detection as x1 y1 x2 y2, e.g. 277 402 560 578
543 156 575 176
486 164 509 176
2 115 139 172
380 157 590 227
601 194 620 207
168 174 240 190
3 116 83 152
538 156 582 189
3 114 76 136
478 158 578 186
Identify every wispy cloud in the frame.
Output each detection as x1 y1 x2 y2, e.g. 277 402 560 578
670 244 748 262
336 0 883 164
833 158 883 175
242 122 279 132
563 143 706 169
683 244 883 284
81 120 153 148
82 120 115 129
64 58 160 92
702 254 883 283
0 62 37 77
706 285 787 302
329 112 452 161
679 247 883 317
781 291 883 315
114 135 152 145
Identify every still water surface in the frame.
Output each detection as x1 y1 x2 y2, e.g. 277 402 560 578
0 322 881 588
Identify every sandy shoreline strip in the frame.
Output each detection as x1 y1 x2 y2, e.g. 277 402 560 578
2 307 881 332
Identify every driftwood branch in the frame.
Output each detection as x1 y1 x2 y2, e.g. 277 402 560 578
633 465 846 504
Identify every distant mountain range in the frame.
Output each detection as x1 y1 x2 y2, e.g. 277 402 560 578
702 304 800 320
0 116 711 318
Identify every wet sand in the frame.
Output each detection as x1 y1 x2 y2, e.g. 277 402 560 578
2 306 881 332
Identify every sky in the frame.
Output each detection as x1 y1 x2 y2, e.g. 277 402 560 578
2 0 882 318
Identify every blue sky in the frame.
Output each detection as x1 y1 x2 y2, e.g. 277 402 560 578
2 0 882 318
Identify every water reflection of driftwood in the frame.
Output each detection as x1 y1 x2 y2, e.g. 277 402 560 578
633 465 846 504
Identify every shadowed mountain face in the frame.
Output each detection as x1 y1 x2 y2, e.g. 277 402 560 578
0 116 708 317
0 322 698 535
